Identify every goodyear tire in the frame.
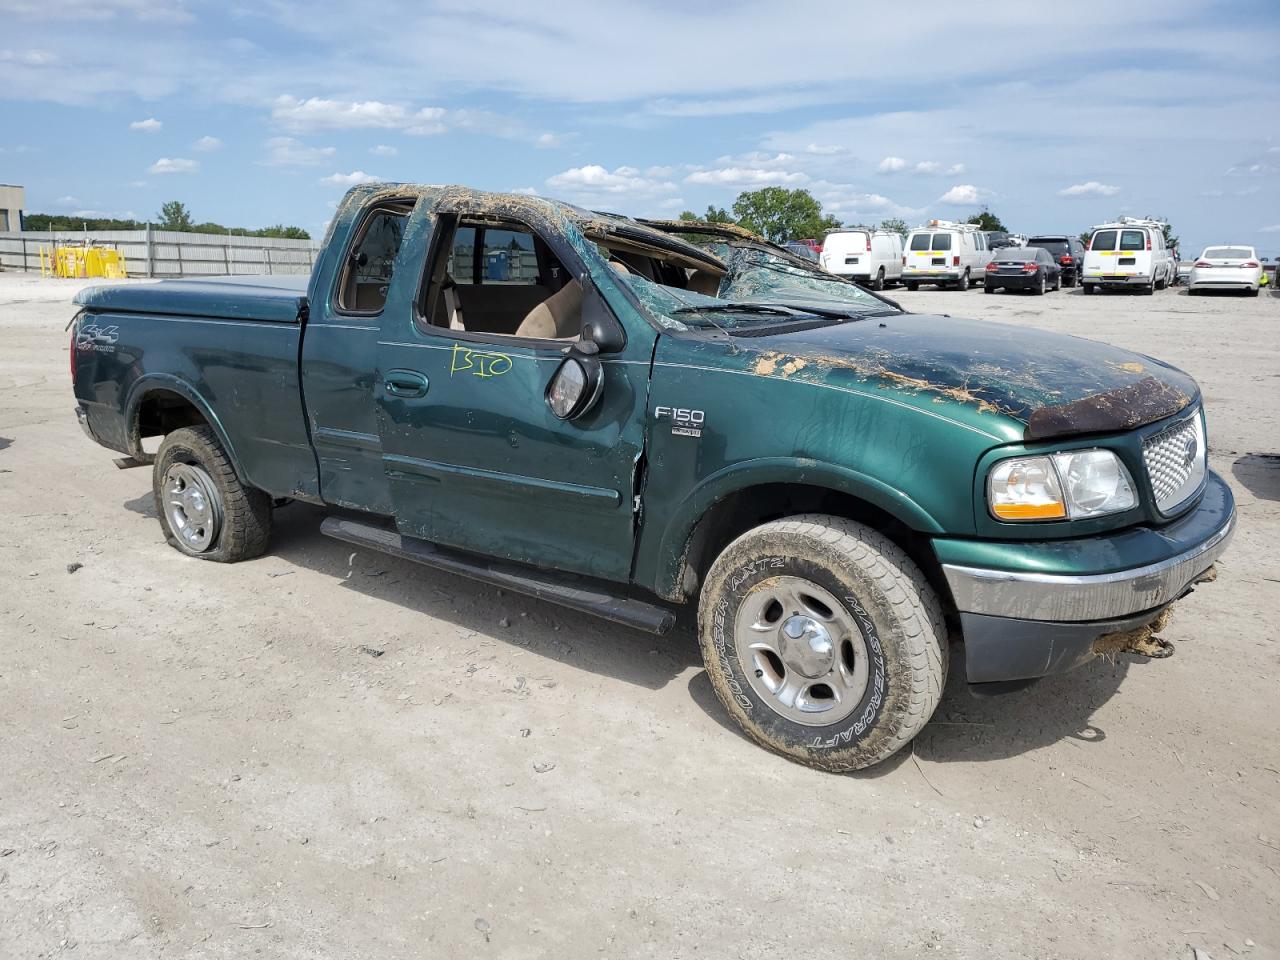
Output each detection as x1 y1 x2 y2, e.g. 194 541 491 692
698 515 947 772
153 425 271 563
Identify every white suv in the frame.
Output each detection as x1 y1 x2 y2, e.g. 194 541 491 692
902 220 991 291
820 229 904 290
1082 218 1174 295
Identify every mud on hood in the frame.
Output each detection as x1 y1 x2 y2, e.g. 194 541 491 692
738 313 1197 441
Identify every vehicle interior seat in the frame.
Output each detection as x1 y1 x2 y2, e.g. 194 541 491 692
687 269 721 297
513 279 584 340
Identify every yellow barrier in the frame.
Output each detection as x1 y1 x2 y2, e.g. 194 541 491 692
38 244 129 279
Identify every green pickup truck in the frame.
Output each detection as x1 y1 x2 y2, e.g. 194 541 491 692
71 184 1235 772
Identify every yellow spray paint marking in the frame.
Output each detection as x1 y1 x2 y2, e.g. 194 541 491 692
450 344 512 378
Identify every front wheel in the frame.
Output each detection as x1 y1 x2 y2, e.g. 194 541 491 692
698 515 948 772
153 425 272 562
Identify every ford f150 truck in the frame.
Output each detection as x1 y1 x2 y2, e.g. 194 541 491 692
70 184 1235 772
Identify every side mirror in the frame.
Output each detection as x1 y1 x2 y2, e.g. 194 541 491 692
546 341 604 421
579 275 626 353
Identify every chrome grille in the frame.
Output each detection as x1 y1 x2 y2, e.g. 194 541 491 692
1143 413 1205 513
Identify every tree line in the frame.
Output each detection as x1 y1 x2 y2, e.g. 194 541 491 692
23 201 310 240
678 187 1008 243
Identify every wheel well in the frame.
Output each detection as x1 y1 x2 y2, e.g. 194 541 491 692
132 389 208 456
674 483 949 610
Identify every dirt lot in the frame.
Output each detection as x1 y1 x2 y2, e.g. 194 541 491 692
1 272 1277 959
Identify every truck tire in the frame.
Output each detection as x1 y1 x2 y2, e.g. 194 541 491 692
956 270 970 291
873 267 885 291
153 425 271 563
697 515 947 772
905 281 918 292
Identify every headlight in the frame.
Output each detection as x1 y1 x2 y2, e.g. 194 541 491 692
988 450 1136 522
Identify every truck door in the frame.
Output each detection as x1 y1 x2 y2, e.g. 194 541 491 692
373 200 654 583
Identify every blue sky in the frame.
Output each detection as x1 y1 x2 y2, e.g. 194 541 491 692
2 0 1278 255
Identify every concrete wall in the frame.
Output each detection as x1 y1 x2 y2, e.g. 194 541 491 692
0 184 24 233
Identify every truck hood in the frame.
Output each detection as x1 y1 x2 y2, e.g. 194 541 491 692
733 312 1197 442
74 274 309 325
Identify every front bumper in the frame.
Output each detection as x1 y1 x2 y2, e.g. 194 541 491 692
937 470 1235 682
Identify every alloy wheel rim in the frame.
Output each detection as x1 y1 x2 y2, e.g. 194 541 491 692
163 462 223 553
734 576 870 726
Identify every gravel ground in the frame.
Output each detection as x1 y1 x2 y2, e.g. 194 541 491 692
1 273 1277 959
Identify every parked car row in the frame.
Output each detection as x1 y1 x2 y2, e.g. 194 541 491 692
816 216 1271 299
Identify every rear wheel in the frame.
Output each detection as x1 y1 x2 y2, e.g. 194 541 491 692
956 270 970 291
698 515 947 772
984 283 995 294
873 267 885 291
153 425 272 563
905 281 918 291
1144 277 1156 296
1034 273 1046 296
1083 283 1096 295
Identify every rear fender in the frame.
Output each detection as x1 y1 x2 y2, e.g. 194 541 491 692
124 374 248 485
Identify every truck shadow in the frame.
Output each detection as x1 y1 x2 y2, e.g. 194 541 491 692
1231 454 1280 502
265 503 702 691
686 641 1135 771
177 498 1144 756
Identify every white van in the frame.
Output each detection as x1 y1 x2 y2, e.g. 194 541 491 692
820 229 904 289
1082 218 1174 295
902 220 992 291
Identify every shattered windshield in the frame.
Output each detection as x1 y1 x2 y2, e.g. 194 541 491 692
717 247 893 312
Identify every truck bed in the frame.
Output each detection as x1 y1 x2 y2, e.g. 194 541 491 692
75 275 310 324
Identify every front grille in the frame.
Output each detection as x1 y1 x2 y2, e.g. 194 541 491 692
1143 412 1205 513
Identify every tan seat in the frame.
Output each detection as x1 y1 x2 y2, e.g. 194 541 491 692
514 279 584 340
687 269 721 297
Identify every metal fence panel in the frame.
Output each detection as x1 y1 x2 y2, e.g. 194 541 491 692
0 228 320 278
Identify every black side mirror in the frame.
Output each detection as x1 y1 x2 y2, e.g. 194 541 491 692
579 276 625 353
546 341 604 421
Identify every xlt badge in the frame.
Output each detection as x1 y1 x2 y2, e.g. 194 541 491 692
654 405 704 438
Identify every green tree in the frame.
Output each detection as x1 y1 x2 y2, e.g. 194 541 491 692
731 187 840 243
157 201 194 232
965 207 1008 233
679 205 734 224
878 218 909 237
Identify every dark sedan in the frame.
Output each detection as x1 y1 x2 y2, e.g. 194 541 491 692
984 247 1061 294
1026 235 1086 287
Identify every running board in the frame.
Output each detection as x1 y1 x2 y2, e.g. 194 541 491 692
320 517 676 635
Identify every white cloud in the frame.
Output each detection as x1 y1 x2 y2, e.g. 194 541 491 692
937 184 989 205
546 164 676 198
914 160 965 175
263 136 336 166
684 167 807 187
0 49 56 66
877 156 907 173
805 143 846 156
320 170 381 186
130 117 162 132
1059 181 1120 197
192 135 221 152
369 144 398 156
534 132 572 149
273 95 446 135
148 157 198 174
1260 224 1280 233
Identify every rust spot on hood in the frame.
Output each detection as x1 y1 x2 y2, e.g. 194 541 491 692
1025 376 1192 441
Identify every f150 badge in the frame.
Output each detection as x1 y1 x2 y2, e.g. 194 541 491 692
654 405 705 438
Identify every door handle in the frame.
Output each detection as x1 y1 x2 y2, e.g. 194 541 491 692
384 370 429 399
